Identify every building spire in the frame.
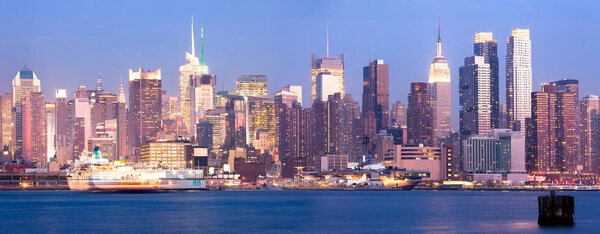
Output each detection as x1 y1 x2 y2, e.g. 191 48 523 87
201 24 205 66
326 17 329 57
97 72 103 91
436 18 443 58
118 73 126 103
191 16 195 57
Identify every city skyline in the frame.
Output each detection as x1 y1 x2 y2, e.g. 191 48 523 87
2 1 598 128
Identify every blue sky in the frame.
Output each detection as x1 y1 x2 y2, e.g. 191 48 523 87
1 0 599 128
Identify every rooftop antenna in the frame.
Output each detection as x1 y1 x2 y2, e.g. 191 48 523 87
326 17 329 57
191 16 195 57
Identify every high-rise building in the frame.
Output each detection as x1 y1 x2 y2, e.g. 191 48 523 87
178 19 209 137
581 95 600 173
362 60 390 137
55 89 70 164
236 75 268 98
459 56 491 137
247 97 276 150
315 72 341 102
462 129 524 172
225 95 247 148
74 90 91 156
390 101 407 129
22 92 46 163
407 82 433 146
128 68 162 160
278 104 315 177
0 93 13 153
429 24 452 143
311 53 344 103
474 32 500 129
526 82 578 174
46 103 56 161
274 85 302 108
116 81 127 160
12 66 41 106
193 74 216 121
205 108 228 152
506 28 532 131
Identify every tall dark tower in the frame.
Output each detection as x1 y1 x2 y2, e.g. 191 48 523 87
362 60 389 148
407 82 433 146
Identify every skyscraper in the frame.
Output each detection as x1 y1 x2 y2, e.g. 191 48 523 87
506 28 532 131
46 103 56 161
116 81 127 160
526 82 578 174
178 18 209 137
474 32 500 129
12 66 41 106
459 56 491 137
55 89 70 164
362 60 390 131
22 92 46 163
128 68 162 160
429 23 452 143
193 73 216 121
0 93 13 153
311 48 344 103
581 95 600 173
247 97 276 150
236 75 268 98
407 82 433 146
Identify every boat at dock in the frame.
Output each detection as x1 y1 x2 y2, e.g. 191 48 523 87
67 146 206 191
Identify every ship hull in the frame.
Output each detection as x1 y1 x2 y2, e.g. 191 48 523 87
68 178 206 191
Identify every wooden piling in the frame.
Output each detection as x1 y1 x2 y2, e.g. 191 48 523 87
538 190 574 226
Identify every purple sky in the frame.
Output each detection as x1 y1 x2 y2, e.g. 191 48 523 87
1 0 599 128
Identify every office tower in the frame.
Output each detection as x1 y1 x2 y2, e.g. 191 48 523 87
407 82 433 146
0 93 12 153
178 18 209 137
274 85 302 108
193 73 216 121
526 82 578 174
12 104 23 159
247 97 276 150
340 94 361 161
224 95 247 148
429 24 452 143
236 75 268 98
12 66 41 106
128 68 162 160
55 89 69 164
362 60 390 135
474 32 500 128
72 117 85 159
22 92 46 163
116 81 127 160
46 103 56 161
168 96 178 120
91 92 117 138
390 101 407 128
74 90 91 156
311 51 344 103
459 56 491 137
205 108 228 152
506 28 532 131
312 93 343 156
315 72 341 102
581 95 600 173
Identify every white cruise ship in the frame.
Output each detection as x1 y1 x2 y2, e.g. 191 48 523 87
67 146 206 191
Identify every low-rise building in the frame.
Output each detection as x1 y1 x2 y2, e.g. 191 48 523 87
140 139 192 169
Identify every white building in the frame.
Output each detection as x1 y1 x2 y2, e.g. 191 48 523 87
315 72 341 102
506 28 532 131
12 66 41 106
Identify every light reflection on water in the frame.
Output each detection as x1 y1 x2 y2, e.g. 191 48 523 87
0 190 596 233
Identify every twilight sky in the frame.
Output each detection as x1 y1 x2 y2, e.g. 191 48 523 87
1 0 599 128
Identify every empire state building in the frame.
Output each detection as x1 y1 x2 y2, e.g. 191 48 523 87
428 22 452 144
